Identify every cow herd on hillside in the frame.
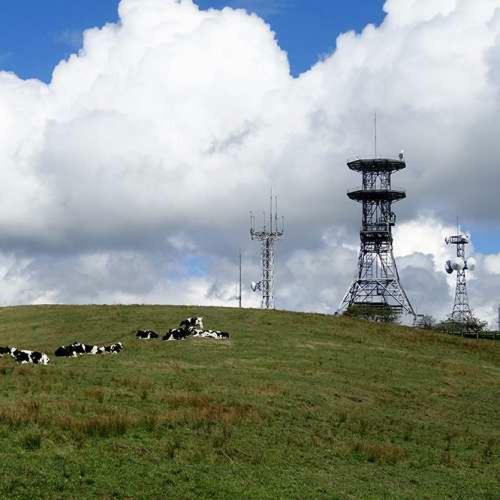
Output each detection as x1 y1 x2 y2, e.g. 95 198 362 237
137 317 230 341
0 316 230 365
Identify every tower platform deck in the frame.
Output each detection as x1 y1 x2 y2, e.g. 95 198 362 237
347 158 406 172
347 188 406 202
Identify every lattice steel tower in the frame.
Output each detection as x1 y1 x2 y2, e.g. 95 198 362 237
445 232 473 323
250 195 284 309
339 154 415 318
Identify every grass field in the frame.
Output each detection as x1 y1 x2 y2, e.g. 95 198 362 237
0 305 499 499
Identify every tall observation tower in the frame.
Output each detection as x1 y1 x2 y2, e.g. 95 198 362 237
250 195 284 309
339 154 415 319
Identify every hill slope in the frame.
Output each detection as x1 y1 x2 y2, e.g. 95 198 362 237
0 305 499 499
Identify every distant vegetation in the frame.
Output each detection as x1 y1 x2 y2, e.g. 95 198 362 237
0 305 499 498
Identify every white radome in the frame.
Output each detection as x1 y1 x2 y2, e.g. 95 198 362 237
466 257 476 271
451 258 465 271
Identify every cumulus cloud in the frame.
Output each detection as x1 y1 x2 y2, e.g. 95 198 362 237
1 0 500 325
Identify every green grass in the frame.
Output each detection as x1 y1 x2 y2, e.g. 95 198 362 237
0 305 499 499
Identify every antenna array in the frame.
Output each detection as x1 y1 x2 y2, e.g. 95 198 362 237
250 193 284 309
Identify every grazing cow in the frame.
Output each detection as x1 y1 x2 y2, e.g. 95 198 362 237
0 346 11 357
179 317 204 331
103 342 123 354
10 348 50 365
162 328 189 341
136 329 159 340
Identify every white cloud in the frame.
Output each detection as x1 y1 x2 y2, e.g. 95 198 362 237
0 0 500 326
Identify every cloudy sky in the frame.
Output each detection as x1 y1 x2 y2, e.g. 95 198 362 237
1 0 500 326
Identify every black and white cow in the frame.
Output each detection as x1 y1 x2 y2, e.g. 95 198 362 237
55 342 86 357
193 330 230 340
83 344 101 355
0 346 11 357
55 341 107 357
103 342 123 354
54 344 78 357
136 329 159 340
10 348 50 365
179 317 204 331
162 328 189 341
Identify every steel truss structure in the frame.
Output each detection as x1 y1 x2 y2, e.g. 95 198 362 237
446 234 473 324
339 157 416 319
250 195 284 309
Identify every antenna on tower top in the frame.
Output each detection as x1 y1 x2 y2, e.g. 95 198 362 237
374 112 377 158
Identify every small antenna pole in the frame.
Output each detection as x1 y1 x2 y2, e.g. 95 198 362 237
374 112 377 158
239 250 242 308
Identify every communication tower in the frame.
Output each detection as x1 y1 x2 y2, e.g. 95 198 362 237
250 194 284 309
445 229 476 328
339 152 416 319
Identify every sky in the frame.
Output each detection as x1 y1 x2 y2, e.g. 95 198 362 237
1 0 386 80
1 0 500 326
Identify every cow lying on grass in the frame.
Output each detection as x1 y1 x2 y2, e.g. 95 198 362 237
103 342 123 354
136 329 159 340
0 346 11 357
9 348 50 365
162 328 190 341
179 317 204 330
192 330 230 340
55 341 123 357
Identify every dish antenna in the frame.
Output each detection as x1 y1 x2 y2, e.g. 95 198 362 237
399 150 404 160
251 281 262 292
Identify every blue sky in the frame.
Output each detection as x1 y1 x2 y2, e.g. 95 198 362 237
0 0 386 82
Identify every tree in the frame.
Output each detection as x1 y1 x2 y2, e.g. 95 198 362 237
344 304 400 324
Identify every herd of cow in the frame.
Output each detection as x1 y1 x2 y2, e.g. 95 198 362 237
136 317 230 341
0 342 123 365
0 317 229 366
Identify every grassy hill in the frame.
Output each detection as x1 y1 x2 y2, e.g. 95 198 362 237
0 305 499 499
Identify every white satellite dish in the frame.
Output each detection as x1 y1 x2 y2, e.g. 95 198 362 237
445 260 453 274
251 281 258 292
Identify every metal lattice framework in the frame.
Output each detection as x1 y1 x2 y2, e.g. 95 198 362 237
446 234 473 323
339 157 416 319
250 196 284 309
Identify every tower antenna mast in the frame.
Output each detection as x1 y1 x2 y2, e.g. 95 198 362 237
250 190 284 309
445 224 475 335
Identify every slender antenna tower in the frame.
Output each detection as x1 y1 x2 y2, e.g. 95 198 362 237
238 250 242 308
339 151 416 319
374 112 377 158
250 191 284 309
445 226 475 332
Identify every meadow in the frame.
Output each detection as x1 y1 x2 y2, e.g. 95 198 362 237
0 305 498 499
